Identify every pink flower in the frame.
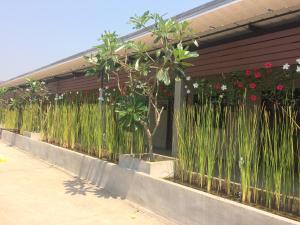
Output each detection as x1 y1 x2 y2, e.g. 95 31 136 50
245 69 251 76
249 83 257 89
254 71 262 79
249 95 257 102
264 62 272 69
276 84 284 91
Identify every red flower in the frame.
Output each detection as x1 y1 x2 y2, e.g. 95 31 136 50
254 71 262 79
249 95 257 102
249 83 257 89
264 62 272 69
276 84 284 91
214 83 221 90
235 81 243 88
245 69 251 76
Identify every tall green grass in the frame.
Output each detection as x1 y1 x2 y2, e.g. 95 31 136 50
79 102 104 156
36 93 145 160
21 103 41 133
176 100 299 216
237 105 259 202
3 108 18 129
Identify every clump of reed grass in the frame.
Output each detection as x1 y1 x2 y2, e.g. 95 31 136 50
237 105 259 202
3 108 18 129
175 97 300 216
21 103 41 133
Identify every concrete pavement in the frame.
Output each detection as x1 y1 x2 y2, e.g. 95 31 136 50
0 142 175 225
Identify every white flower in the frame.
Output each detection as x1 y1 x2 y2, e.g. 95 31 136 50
221 85 227 91
219 94 224 99
184 85 188 89
88 56 98 64
297 66 300 73
98 97 104 102
186 76 191 81
193 83 199 88
186 89 191 94
296 58 300 64
26 88 30 92
105 86 109 89
282 63 290 70
41 81 45 85
76 91 79 95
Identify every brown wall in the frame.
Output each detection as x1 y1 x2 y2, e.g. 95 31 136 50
47 26 300 93
186 26 300 77
47 76 101 93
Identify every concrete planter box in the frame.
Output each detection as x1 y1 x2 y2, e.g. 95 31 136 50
23 131 41 141
1 130 299 225
119 153 175 178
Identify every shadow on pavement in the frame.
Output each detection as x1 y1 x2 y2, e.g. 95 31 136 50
63 176 119 199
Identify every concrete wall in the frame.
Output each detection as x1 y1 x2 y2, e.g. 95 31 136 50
1 130 299 225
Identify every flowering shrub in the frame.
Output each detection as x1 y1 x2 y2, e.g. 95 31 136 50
186 59 300 105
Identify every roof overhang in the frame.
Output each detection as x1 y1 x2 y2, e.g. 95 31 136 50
1 0 300 88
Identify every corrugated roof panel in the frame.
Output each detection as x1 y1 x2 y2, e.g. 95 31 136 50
1 0 300 88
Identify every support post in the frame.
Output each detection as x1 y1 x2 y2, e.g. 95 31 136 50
172 79 186 156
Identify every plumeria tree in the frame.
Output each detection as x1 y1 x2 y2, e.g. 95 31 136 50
0 87 9 106
3 79 48 130
7 79 48 110
86 11 199 157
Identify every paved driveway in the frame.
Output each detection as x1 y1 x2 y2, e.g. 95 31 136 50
0 142 175 225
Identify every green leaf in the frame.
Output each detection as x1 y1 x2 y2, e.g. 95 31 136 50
155 50 161 58
157 68 170 85
135 58 140 71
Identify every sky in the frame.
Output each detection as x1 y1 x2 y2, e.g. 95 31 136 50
0 0 211 81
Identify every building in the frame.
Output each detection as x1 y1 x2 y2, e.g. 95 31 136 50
1 0 300 156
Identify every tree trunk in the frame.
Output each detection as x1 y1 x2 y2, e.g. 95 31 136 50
17 107 23 133
145 127 154 161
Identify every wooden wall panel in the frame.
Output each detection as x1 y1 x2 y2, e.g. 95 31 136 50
47 26 300 93
186 26 300 77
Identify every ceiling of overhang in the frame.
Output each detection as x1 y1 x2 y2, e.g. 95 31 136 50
1 0 300 88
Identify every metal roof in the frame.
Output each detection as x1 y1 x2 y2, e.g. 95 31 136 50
1 0 300 88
